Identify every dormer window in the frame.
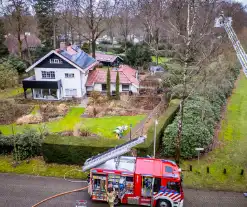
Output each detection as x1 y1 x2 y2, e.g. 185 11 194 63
49 59 63 64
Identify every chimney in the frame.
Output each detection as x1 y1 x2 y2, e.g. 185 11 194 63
60 42 66 50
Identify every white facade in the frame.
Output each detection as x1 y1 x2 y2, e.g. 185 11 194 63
33 67 87 99
91 83 138 93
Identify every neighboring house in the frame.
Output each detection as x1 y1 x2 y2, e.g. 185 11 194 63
22 45 98 100
5 32 41 55
94 52 123 67
149 65 166 75
86 65 139 95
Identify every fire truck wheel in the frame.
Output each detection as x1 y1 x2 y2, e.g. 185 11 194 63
157 199 171 207
114 197 120 206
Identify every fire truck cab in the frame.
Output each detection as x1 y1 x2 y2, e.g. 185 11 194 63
88 156 184 207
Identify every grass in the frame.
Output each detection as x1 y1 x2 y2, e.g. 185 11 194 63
0 86 29 99
0 155 87 179
31 105 40 115
181 73 247 192
0 107 145 138
151 56 169 64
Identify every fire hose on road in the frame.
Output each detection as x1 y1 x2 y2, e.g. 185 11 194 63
32 186 89 207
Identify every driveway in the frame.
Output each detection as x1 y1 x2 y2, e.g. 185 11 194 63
0 173 246 207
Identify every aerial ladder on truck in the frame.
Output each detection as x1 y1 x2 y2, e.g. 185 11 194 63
215 11 247 77
82 136 146 172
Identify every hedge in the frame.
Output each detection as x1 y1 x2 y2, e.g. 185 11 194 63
163 62 240 158
42 99 180 165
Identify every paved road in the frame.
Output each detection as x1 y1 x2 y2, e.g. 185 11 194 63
0 173 247 207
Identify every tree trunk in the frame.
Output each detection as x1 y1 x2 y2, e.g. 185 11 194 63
17 35 22 59
91 39 96 58
24 34 32 65
52 4 56 49
175 99 184 165
155 29 159 65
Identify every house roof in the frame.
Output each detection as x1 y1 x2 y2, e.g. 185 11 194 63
25 45 98 73
58 45 97 70
86 65 139 87
93 52 123 63
5 33 41 54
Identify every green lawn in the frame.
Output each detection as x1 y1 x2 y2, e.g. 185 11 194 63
151 56 169 64
181 73 247 192
0 107 145 138
0 87 28 99
0 155 87 179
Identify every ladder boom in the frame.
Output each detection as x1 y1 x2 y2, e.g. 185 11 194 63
215 12 247 77
82 136 146 172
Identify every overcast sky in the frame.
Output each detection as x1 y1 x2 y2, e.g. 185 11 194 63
238 0 247 5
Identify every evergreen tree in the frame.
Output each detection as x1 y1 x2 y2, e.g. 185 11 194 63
116 71 120 100
107 68 111 98
0 19 8 58
125 44 152 69
34 0 58 49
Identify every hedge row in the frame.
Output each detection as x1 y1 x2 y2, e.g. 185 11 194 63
42 99 180 165
162 60 240 158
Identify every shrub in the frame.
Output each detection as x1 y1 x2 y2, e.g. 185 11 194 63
0 128 43 160
16 114 43 125
163 98 214 158
13 128 43 160
0 61 19 89
0 100 33 124
162 63 240 159
57 104 69 115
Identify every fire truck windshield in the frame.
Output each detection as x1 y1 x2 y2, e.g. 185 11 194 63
167 181 180 193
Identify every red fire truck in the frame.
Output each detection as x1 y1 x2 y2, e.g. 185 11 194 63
83 136 184 207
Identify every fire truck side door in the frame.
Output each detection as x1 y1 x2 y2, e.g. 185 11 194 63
152 177 161 194
141 176 153 197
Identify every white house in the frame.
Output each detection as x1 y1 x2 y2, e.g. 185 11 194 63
22 45 139 100
22 45 98 100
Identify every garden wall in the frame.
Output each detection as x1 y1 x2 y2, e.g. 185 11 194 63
42 99 180 165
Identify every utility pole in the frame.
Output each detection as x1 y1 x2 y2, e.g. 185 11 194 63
130 124 132 140
153 119 158 158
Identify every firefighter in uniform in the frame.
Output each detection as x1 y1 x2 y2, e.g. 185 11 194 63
105 185 117 207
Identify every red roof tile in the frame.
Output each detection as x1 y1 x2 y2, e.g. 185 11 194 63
93 53 122 63
86 65 139 87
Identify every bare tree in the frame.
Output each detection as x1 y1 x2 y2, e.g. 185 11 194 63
117 0 137 51
68 0 119 58
162 0 226 164
137 0 168 64
2 0 30 58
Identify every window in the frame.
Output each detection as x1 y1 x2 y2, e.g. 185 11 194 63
41 71 55 79
122 84 129 91
126 177 134 182
142 176 153 197
165 166 173 173
65 73 74 78
167 182 180 193
153 178 161 193
49 58 62 64
102 84 107 91
65 89 77 96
